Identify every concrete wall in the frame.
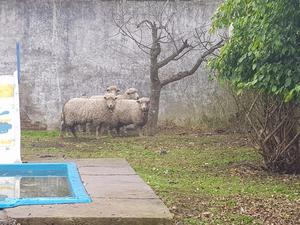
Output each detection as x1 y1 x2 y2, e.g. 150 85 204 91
0 0 235 130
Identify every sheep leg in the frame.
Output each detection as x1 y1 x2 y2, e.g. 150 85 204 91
107 127 116 138
116 123 127 137
69 126 77 139
109 128 113 137
60 124 66 138
115 126 121 136
60 116 68 138
80 123 87 134
96 126 99 138
86 123 91 136
121 126 128 135
137 126 144 137
96 124 103 139
77 125 82 133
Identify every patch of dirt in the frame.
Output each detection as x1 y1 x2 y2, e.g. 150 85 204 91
29 140 65 148
228 162 264 177
233 195 300 225
0 211 18 225
167 194 300 225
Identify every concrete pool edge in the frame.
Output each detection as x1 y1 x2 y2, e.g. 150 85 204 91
0 163 91 208
5 159 173 225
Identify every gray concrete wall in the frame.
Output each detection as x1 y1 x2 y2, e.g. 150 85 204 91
0 0 235 130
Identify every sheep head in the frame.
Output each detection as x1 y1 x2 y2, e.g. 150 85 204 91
137 97 150 112
106 85 120 95
125 88 139 100
104 93 118 111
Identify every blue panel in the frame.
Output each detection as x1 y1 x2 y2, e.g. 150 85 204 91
0 122 12 134
0 111 9 116
0 163 92 209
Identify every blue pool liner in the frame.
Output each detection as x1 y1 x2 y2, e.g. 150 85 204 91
0 163 92 208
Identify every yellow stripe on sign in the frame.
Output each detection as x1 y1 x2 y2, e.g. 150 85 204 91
0 139 13 145
0 84 14 97
0 116 12 122
0 186 15 190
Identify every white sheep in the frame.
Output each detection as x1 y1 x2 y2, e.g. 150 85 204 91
89 87 139 135
90 85 120 99
117 88 139 100
60 93 117 138
105 85 120 95
81 85 119 133
110 97 150 136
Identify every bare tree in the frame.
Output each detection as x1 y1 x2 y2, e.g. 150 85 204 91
114 5 223 135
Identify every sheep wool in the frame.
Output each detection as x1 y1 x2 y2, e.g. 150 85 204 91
111 97 150 136
116 88 139 100
90 85 120 99
60 93 117 138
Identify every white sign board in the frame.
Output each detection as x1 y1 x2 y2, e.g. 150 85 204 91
0 71 21 163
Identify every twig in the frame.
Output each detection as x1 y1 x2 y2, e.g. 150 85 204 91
161 39 224 86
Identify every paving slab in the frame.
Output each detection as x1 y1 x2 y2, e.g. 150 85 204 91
5 159 173 225
83 175 157 198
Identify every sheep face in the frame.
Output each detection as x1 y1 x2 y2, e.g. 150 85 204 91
106 85 120 95
137 97 150 112
104 94 118 111
125 88 139 100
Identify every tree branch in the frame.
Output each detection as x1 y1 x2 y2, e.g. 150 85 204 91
137 20 154 29
157 39 190 68
161 40 224 87
162 25 178 50
114 17 152 55
173 43 200 61
150 22 161 59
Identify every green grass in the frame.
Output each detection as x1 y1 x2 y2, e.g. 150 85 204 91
22 130 58 138
21 130 300 225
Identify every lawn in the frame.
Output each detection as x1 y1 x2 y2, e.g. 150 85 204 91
21 130 300 225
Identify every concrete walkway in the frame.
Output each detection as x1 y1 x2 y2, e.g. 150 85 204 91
5 159 173 225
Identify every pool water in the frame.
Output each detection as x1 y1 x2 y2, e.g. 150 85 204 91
20 177 71 198
0 163 91 208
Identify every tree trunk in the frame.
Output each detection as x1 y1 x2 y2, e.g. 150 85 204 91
146 81 161 136
146 22 161 136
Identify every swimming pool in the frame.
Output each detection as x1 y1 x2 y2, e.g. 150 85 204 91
0 163 91 208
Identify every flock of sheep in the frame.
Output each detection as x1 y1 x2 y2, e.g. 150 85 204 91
60 86 150 138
